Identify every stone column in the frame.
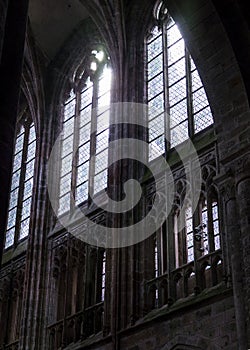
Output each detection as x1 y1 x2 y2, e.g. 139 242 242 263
0 0 29 265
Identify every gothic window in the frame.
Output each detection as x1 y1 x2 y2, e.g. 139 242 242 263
147 4 213 160
4 118 36 249
58 49 112 215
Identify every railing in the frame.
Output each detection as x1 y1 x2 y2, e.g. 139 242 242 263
48 302 104 349
145 251 223 313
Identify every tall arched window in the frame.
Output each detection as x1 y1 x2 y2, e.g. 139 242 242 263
147 4 213 160
4 118 36 249
59 49 112 215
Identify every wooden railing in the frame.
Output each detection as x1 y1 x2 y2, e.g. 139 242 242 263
47 302 104 349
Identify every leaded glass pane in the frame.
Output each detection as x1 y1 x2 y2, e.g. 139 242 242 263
147 35 162 61
148 94 164 119
5 228 15 248
149 114 164 142
170 120 189 147
19 218 30 240
21 197 32 220
9 188 19 209
61 154 73 176
60 173 71 196
81 85 93 108
148 54 163 80
63 117 75 139
149 135 165 161
191 69 203 92
168 78 186 106
214 235 220 250
79 122 91 145
78 142 90 164
168 58 185 86
95 149 108 174
29 124 36 143
75 181 88 205
80 104 92 126
64 98 75 121
192 87 209 113
77 162 89 185
7 208 17 229
98 92 110 109
23 178 33 200
167 24 182 47
15 133 24 153
12 151 23 172
148 73 164 100
168 39 185 65
96 130 109 154
11 170 21 190
97 110 110 131
62 135 74 158
58 193 71 215
94 169 107 193
194 106 213 133
27 141 36 161
25 159 35 180
170 99 187 128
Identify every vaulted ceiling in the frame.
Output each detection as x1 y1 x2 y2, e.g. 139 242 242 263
28 0 89 60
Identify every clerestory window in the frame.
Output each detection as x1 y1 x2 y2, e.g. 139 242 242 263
147 4 214 160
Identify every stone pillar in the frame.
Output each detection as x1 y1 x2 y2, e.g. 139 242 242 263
0 0 29 265
235 156 250 347
220 173 248 349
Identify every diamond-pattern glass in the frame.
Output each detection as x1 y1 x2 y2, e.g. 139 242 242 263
29 124 36 143
15 133 24 153
80 104 92 126
149 114 164 142
192 87 209 113
9 188 19 209
78 142 90 165
11 170 21 190
58 193 70 215
168 39 185 65
5 228 15 248
167 24 182 47
98 92 111 109
23 178 33 200
169 78 186 106
79 122 91 145
60 173 71 196
7 208 17 229
147 35 162 61
99 66 112 96
21 197 32 221
148 54 163 80
19 218 30 240
148 94 164 120
94 169 107 193
96 130 109 154
97 109 110 132
62 135 73 158
190 57 196 71
63 117 74 139
77 162 89 185
191 69 203 92
212 202 218 219
25 159 35 180
214 234 220 250
13 151 23 172
64 98 75 122
81 85 93 108
170 99 187 128
168 58 185 86
194 106 213 133
75 181 88 205
61 154 73 176
148 73 164 101
149 135 165 161
170 120 189 147
95 149 108 174
27 141 36 161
